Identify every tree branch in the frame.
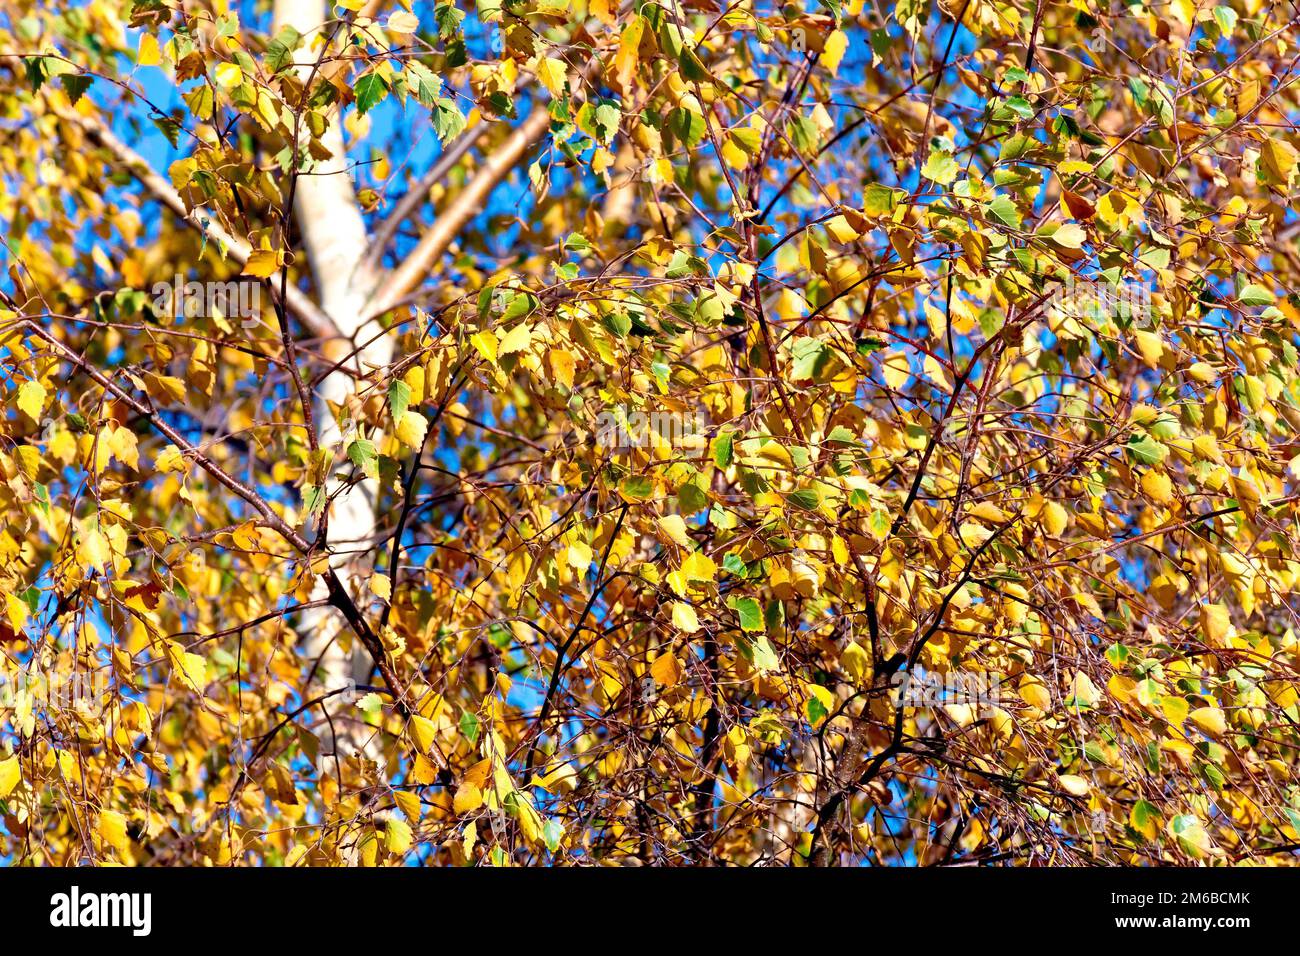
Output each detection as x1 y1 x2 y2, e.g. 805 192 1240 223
360 122 491 275
55 104 339 341
362 106 554 322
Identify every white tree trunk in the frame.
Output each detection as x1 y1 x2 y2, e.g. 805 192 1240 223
274 0 391 763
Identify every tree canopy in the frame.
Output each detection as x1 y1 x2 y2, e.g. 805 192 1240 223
3 0 1300 866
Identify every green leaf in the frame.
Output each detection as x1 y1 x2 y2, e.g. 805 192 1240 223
1125 433 1166 466
862 184 901 216
58 73 92 105
302 484 326 515
432 97 466 142
734 596 763 632
1131 799 1159 837
388 379 412 422
668 107 705 148
788 488 822 511
435 3 465 38
712 431 734 469
151 115 181 148
542 818 564 853
1213 5 1238 35
355 72 389 117
1237 284 1274 306
619 475 653 500
807 694 829 725
265 26 301 74
921 150 958 185
988 195 1021 229
741 632 779 671
347 439 378 479
405 60 443 108
459 710 480 744
790 336 831 381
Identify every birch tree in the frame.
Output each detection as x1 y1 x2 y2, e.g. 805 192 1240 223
5 0 1300 867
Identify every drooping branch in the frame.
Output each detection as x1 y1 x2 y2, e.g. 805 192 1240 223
19 316 410 714
54 103 339 340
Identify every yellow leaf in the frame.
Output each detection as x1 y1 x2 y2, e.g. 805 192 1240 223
79 528 111 574
387 10 419 34
498 323 532 356
166 641 208 693
1041 500 1069 536
1108 674 1136 703
1162 696 1189 726
882 350 910 390
5 594 27 633
98 809 131 855
516 792 544 846
529 761 578 794
369 572 392 601
138 32 161 66
820 30 848 73
394 789 422 821
144 373 187 404
565 539 593 571
1141 469 1173 504
0 756 19 797
1189 706 1227 736
614 18 644 88
396 410 428 450
721 137 749 171
1262 138 1298 185
537 56 568 97
1168 814 1213 858
453 781 483 813
385 817 413 854
650 651 682 687
825 215 860 244
547 348 575 389
1133 330 1164 368
1200 603 1232 646
17 379 46 423
1019 675 1051 711
1068 671 1100 707
242 249 280 278
470 330 499 364
409 714 439 755
155 444 185 474
656 514 692 548
402 365 425 404
1048 222 1086 248
215 62 244 89
967 501 1007 523
1058 774 1090 796
841 640 871 684
680 551 716 583
671 601 700 633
